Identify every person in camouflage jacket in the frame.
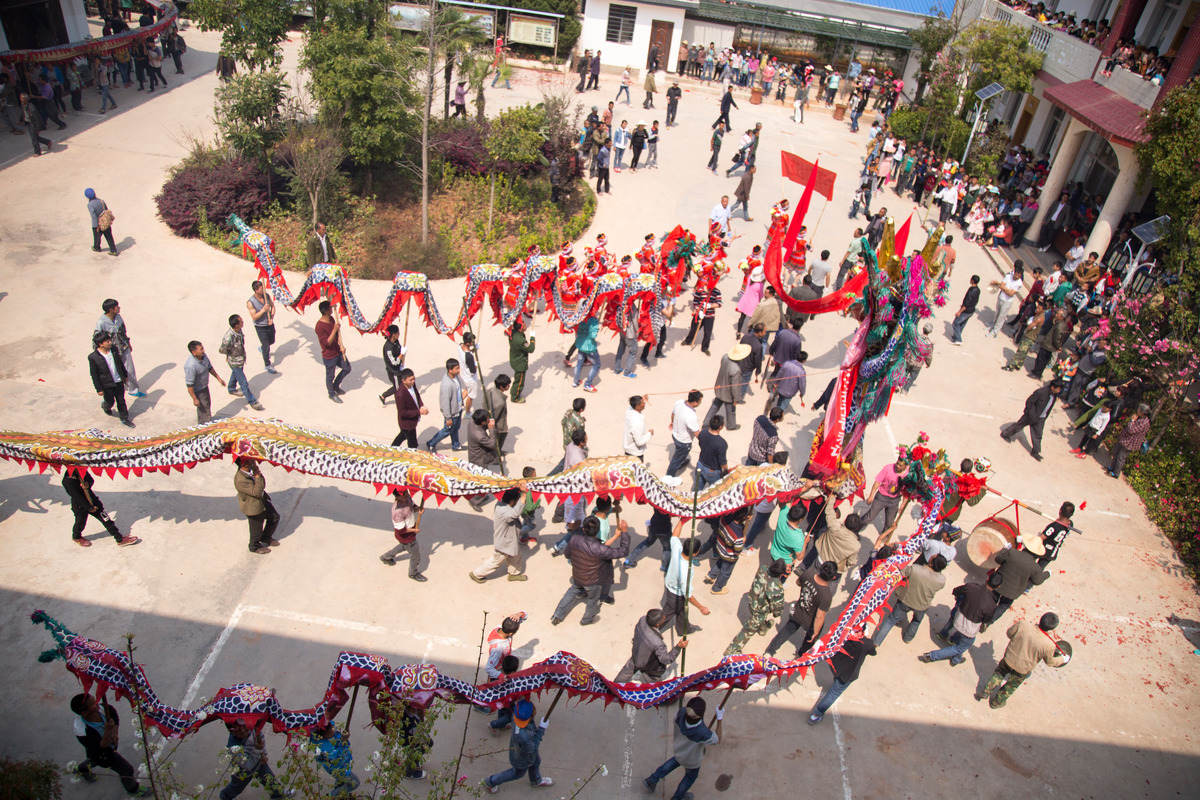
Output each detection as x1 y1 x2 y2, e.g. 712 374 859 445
725 558 788 655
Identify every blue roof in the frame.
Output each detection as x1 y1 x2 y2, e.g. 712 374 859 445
832 0 956 17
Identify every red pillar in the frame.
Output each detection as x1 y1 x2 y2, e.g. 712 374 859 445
1102 0 1149 58
1157 19 1200 97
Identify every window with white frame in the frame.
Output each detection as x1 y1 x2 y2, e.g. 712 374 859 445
606 4 637 45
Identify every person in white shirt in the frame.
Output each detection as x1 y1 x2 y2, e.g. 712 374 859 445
808 250 834 296
666 391 703 477
1044 262 1064 294
457 331 482 414
623 394 654 460
987 263 1025 337
709 195 733 236
1063 236 1086 276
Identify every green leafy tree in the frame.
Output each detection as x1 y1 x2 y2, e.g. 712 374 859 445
276 120 347 225
214 70 287 185
303 24 418 194
484 104 548 238
189 0 293 70
953 20 1044 101
910 13 955 103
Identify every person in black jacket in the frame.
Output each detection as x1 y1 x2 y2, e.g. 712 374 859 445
62 470 139 547
378 324 406 406
990 537 1050 622
550 515 630 625
70 693 149 795
1001 379 1064 461
713 87 737 130
88 331 134 427
808 636 877 724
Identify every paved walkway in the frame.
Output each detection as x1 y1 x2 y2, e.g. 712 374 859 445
0 28 1197 800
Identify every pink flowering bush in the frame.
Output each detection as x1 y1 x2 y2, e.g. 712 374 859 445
1125 429 1200 582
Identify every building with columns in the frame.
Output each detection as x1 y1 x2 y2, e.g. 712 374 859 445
965 0 1199 258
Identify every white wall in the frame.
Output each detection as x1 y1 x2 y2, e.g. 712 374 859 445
580 0 688 73
63 0 91 42
681 19 736 52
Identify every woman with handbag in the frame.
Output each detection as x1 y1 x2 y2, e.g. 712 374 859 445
85 188 118 256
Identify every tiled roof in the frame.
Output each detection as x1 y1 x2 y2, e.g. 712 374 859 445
833 0 956 16
1042 79 1149 147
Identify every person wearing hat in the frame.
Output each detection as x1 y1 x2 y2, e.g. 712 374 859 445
642 696 723 799
976 612 1066 709
1000 378 1064 461
734 260 766 333
990 536 1050 622
666 80 682 125
704 345 749 438
744 273 782 343
85 188 119 256
481 699 554 791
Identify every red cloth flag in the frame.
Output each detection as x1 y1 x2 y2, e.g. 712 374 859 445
894 213 914 256
780 152 837 200
783 157 819 257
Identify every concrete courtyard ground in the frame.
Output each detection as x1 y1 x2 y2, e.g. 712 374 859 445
0 26 1198 800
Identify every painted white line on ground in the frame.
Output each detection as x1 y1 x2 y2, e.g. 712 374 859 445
890 399 997 419
1090 509 1133 519
882 418 898 450
620 704 637 798
180 603 247 709
831 706 853 800
243 604 471 648
240 604 388 635
1091 612 1200 633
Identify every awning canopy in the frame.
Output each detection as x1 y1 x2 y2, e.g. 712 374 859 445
1042 79 1149 147
695 0 915 50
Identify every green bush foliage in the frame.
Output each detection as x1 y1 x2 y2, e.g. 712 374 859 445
1125 428 1200 582
0 757 61 800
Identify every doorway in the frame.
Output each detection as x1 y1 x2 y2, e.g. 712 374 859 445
1013 96 1039 145
648 19 673 71
0 0 67 50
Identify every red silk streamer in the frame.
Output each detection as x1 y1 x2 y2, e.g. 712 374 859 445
765 230 868 314
894 213 913 256
811 363 859 475
782 158 819 257
780 152 837 200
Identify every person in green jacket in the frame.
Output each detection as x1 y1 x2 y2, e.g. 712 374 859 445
507 317 536 403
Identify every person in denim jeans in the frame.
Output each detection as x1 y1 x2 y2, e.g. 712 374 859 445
643 697 722 799
873 554 948 645
482 700 554 792
920 580 997 666
949 275 980 344
808 638 877 724
692 415 730 492
426 359 465 451
219 315 266 411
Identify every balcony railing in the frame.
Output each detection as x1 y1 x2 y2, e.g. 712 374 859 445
982 0 1099 84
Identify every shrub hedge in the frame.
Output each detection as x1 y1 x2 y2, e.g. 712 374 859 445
156 158 272 237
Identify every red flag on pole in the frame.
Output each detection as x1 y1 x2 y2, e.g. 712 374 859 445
783 157 819 257
894 213 914 257
780 152 837 200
